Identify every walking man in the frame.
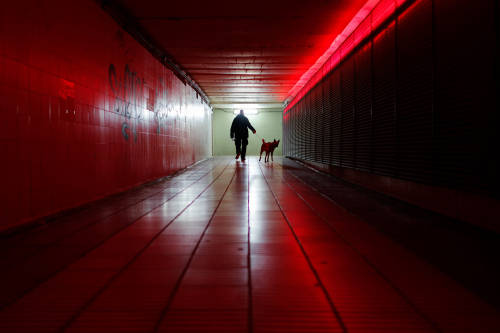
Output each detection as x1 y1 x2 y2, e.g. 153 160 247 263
230 109 256 162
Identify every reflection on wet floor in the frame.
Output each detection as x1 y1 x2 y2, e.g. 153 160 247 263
0 157 498 332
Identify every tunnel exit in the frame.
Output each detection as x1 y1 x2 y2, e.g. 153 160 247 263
212 109 283 157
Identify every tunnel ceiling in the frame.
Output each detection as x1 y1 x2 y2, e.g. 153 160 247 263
114 0 367 111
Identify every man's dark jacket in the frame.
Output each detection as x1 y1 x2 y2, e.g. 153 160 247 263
230 114 255 139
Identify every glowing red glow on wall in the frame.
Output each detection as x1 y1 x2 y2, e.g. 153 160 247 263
0 0 212 231
284 0 411 114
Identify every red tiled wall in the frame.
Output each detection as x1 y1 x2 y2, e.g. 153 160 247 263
0 0 212 231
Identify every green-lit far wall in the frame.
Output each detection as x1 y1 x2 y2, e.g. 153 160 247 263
212 109 283 156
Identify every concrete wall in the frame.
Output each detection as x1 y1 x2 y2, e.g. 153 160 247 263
0 0 212 231
212 110 282 156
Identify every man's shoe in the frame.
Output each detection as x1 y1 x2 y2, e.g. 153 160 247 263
235 153 240 160
241 158 246 162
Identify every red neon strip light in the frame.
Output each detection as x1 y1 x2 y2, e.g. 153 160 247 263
284 0 410 114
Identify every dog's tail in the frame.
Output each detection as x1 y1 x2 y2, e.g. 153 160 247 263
262 139 265 143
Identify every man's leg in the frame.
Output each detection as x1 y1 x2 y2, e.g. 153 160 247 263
235 137 241 159
241 138 248 161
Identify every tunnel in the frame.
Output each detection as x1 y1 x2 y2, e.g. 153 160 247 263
1 0 499 332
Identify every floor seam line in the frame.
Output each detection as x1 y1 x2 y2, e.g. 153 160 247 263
2 158 214 248
257 160 348 333
247 160 254 333
57 160 232 333
152 162 238 332
5 162 213 251
0 160 223 311
282 164 443 333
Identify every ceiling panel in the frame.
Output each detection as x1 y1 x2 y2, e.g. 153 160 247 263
115 0 367 110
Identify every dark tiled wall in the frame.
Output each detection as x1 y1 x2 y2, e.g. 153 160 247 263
0 0 212 231
284 0 499 198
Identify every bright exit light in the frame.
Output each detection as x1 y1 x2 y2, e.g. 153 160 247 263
234 109 258 115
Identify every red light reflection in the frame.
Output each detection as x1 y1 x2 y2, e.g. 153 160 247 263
284 0 411 114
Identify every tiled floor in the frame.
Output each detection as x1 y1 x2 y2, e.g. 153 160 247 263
0 157 499 332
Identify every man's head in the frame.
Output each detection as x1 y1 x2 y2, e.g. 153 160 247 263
239 109 244 115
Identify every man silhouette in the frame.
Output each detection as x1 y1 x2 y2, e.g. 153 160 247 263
230 109 256 162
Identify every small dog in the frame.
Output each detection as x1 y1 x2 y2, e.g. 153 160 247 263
259 139 280 163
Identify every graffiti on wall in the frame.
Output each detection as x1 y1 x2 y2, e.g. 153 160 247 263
108 63 170 141
58 79 76 121
149 77 169 135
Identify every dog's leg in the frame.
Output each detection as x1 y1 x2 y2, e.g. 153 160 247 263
259 149 262 161
271 151 273 162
